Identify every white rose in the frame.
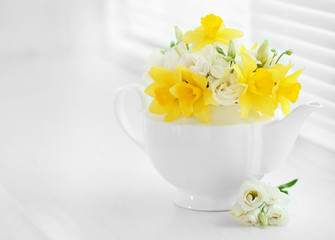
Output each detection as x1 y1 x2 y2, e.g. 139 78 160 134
210 70 244 106
189 56 211 76
230 203 245 219
189 45 217 76
147 44 189 72
196 44 217 56
238 208 261 227
264 185 290 207
161 48 182 71
267 205 289 226
210 54 229 79
238 179 267 211
179 52 194 68
147 48 165 68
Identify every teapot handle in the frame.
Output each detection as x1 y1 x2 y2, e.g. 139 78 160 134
114 84 146 151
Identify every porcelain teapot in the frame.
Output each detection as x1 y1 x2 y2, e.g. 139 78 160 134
114 84 322 211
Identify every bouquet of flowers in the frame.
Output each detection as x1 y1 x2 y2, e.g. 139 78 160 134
230 179 298 227
143 14 304 124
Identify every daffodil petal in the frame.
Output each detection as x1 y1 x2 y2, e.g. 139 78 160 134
251 42 258 50
192 73 208 89
173 67 182 84
164 100 181 121
218 28 243 40
240 52 257 78
239 91 251 118
179 102 193 117
193 98 210 124
269 62 293 82
282 68 304 84
192 39 213 52
234 64 247 84
251 94 275 116
203 88 219 106
277 82 301 103
177 65 197 85
181 29 202 44
149 99 169 115
148 67 175 85
279 96 291 115
144 82 169 97
240 45 246 52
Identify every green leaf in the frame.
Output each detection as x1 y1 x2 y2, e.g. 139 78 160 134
216 46 226 56
278 179 298 190
279 189 288 195
170 41 176 48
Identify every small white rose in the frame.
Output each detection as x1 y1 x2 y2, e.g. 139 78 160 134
264 185 290 207
209 54 229 79
161 48 182 71
267 205 289 226
196 44 217 57
179 52 194 68
238 179 267 211
189 56 211 76
147 46 185 72
189 44 218 76
147 48 165 68
238 208 261 227
210 71 244 106
230 203 245 219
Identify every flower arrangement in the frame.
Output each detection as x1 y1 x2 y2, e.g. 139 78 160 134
230 179 298 227
144 14 304 123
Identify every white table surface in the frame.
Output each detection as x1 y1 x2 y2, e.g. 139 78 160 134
0 56 334 240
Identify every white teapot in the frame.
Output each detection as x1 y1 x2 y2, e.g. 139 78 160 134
114 84 322 211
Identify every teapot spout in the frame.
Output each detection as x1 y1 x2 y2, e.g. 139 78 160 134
282 101 323 128
260 101 322 174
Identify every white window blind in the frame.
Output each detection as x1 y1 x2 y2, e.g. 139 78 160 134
108 0 335 151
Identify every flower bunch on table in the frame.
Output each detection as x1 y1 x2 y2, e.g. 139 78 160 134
144 14 304 123
230 179 298 227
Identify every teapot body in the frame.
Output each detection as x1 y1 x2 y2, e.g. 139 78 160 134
114 84 322 211
143 115 292 211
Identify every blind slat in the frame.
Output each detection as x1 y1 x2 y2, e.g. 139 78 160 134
254 0 335 32
252 14 335 51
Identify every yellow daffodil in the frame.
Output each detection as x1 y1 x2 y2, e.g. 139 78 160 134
144 66 218 123
269 63 303 115
170 66 219 123
144 67 181 121
181 14 243 52
234 52 275 118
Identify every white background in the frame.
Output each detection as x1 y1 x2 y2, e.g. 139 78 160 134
0 0 335 239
